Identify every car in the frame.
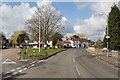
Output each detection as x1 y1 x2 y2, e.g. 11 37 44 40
20 45 27 49
102 48 108 52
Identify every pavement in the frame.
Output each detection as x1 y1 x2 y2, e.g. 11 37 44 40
3 48 118 79
86 48 120 68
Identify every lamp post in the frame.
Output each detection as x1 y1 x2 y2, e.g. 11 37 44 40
39 14 40 53
99 13 110 57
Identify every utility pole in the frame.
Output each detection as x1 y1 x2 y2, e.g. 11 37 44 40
39 14 40 53
99 13 110 57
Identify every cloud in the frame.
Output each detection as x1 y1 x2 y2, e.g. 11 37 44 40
118 1 120 9
37 0 56 12
0 0 68 39
74 15 106 40
75 2 89 10
0 3 37 38
91 2 113 15
73 2 115 40
62 17 68 22
37 0 52 8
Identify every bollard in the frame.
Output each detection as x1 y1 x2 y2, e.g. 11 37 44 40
33 49 35 58
45 52 47 56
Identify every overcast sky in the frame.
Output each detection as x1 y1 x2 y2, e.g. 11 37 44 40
0 0 120 40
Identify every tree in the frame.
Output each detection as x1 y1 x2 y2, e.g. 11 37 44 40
77 33 85 38
11 31 29 46
0 32 8 49
26 3 64 46
50 32 63 46
95 39 103 48
103 4 120 50
73 35 79 38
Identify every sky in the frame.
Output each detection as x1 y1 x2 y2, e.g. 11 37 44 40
0 0 120 41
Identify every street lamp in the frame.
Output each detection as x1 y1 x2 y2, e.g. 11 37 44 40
99 13 110 57
39 14 40 53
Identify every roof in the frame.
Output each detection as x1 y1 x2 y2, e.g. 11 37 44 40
63 41 71 44
79 38 90 42
72 38 90 42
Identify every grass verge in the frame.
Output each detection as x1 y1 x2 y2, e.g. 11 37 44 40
21 48 65 60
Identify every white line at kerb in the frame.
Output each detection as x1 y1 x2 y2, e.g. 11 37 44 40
10 69 15 72
17 67 22 70
23 68 27 71
4 75 12 79
18 70 23 73
31 64 35 67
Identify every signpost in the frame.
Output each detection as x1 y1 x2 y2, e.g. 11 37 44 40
106 36 110 39
25 40 28 58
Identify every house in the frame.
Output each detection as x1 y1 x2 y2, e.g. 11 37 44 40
56 36 90 48
63 41 71 48
79 38 90 48
47 41 53 48
56 39 64 48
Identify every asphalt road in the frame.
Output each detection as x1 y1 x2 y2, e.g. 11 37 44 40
7 48 118 79
2 48 34 77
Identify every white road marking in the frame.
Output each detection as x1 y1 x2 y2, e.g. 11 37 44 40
74 65 81 77
32 61 37 63
5 71 10 74
30 63 33 65
18 70 23 73
72 58 75 63
4 71 10 75
2 59 16 64
4 60 44 79
4 75 12 79
72 54 80 77
37 60 43 63
10 69 15 72
27 66 31 69
73 54 75 58
17 67 22 70
12 72 18 75
22 66 25 68
23 68 27 71
31 64 35 67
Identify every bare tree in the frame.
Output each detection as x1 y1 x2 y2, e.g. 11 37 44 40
26 4 64 45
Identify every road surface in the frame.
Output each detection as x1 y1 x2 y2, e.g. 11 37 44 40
4 48 118 79
2 48 34 79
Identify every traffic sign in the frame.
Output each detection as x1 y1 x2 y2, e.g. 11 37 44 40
106 36 110 38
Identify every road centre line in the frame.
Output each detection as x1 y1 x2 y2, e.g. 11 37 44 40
72 53 80 77
74 65 81 77
73 58 75 63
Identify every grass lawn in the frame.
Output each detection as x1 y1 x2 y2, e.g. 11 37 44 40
21 48 65 59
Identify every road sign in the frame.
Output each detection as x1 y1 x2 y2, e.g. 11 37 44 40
106 36 110 38
2 59 16 64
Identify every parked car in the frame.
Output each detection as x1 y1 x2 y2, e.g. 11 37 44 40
20 45 27 49
102 48 108 52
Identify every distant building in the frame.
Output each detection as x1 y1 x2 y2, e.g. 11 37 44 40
56 36 90 48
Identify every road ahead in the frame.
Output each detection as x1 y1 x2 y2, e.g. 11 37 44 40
5 48 118 79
